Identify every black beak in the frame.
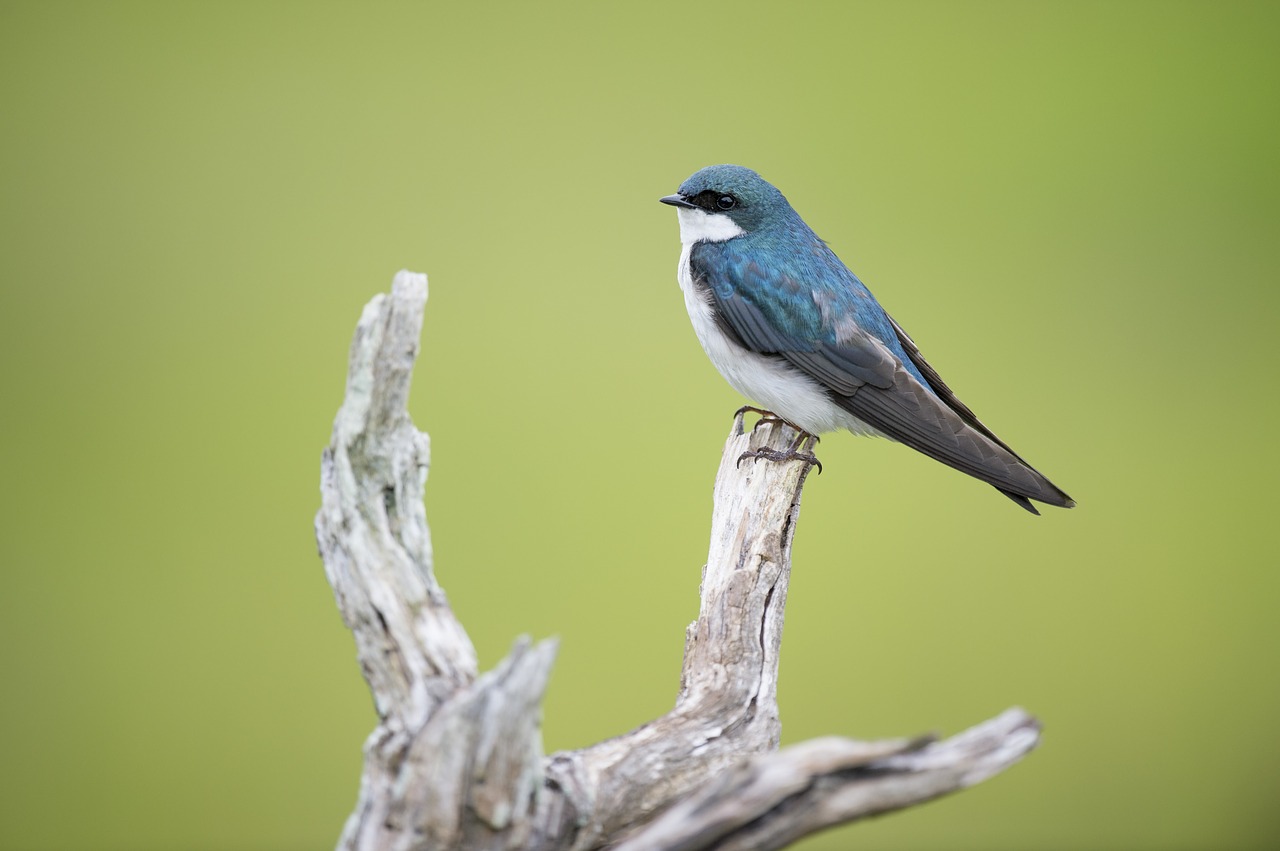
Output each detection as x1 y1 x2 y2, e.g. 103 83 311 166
659 194 697 209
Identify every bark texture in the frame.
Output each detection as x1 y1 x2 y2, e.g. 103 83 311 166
315 271 1040 851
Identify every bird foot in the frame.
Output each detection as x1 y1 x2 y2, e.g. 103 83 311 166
736 430 823 474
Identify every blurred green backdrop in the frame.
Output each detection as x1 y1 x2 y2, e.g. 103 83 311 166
2 2 1277 849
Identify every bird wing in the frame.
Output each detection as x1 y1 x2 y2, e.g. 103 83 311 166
689 243 1073 511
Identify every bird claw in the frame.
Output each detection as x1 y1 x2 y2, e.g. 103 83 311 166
733 406 819 440
732 405 772 436
736 445 823 474
735 404 776 421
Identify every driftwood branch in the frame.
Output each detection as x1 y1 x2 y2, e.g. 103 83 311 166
315 271 1040 851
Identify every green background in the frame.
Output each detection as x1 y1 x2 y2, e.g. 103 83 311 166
2 2 1277 849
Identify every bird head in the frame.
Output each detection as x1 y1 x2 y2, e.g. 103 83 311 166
660 164 792 244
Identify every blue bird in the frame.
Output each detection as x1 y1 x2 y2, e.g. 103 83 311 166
661 164 1074 514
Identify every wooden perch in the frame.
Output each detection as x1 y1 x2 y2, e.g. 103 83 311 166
315 271 1041 851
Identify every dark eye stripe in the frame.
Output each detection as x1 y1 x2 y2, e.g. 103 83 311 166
691 190 737 212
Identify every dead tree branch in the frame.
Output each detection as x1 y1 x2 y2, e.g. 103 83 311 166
315 271 1040 851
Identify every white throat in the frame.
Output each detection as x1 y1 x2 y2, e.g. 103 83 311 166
676 207 746 245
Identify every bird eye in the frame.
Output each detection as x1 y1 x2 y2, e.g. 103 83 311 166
717 195 737 210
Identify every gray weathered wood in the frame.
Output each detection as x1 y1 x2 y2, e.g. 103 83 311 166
315 271 1041 851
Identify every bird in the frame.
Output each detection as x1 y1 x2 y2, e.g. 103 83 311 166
660 164 1074 514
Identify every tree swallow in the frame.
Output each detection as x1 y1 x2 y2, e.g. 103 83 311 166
661 164 1074 514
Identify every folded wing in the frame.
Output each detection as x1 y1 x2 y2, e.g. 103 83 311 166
693 250 1074 513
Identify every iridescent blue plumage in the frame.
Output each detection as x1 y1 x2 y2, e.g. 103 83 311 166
661 164 1075 514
